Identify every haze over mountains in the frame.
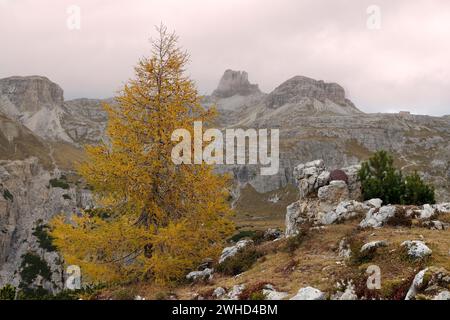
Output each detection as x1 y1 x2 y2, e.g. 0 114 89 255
1 70 450 288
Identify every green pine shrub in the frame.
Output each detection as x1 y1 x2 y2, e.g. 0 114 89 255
358 150 435 205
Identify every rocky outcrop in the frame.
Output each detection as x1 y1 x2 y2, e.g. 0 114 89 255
338 238 352 259
227 284 245 300
406 267 450 300
421 220 448 230
293 160 328 199
285 199 318 236
212 287 226 299
319 200 366 225
359 203 450 229
219 239 253 264
401 240 432 260
285 159 366 235
331 281 358 300
0 158 93 290
212 70 260 98
286 159 450 236
186 268 214 283
359 205 397 228
290 286 326 300
433 290 450 300
318 181 350 205
360 240 388 254
262 284 289 300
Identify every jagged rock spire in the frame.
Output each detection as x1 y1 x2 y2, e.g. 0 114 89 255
212 69 260 98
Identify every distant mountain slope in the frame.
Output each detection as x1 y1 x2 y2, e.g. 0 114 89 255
61 98 109 145
0 76 72 142
0 72 449 291
0 112 53 168
0 73 449 201
205 70 450 202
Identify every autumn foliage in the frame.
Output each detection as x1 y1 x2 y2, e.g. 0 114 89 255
51 26 234 284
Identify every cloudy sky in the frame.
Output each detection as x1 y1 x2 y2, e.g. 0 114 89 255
1 0 449 115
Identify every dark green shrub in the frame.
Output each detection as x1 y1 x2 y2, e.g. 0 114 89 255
229 230 257 243
2 189 14 201
403 172 435 205
33 223 57 252
16 287 91 300
0 284 16 300
358 150 435 205
19 253 52 286
16 286 53 300
216 247 262 276
229 230 269 245
49 178 70 189
358 151 404 204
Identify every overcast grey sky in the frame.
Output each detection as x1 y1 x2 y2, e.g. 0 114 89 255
1 0 449 115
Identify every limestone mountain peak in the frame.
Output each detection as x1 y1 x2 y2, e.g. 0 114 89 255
264 75 360 113
0 75 70 142
212 69 261 98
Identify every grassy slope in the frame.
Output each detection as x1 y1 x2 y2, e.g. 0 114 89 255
101 212 450 300
233 184 298 230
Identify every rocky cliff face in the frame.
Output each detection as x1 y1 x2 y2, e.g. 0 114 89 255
0 76 99 290
0 76 111 146
61 98 109 144
0 76 72 142
0 158 93 289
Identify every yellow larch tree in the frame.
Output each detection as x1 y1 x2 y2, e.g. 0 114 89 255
51 25 234 285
